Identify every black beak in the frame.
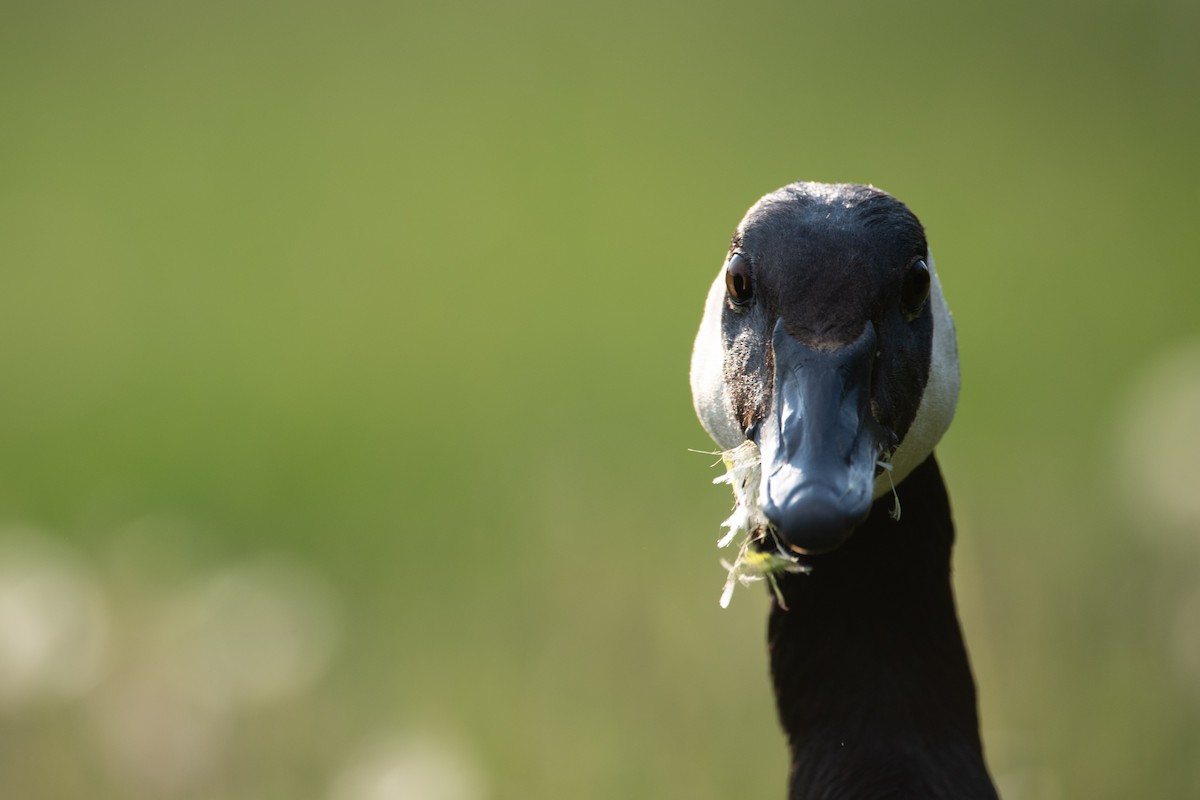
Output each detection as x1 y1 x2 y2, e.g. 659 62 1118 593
754 319 887 554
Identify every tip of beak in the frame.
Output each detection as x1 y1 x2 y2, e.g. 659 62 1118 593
764 484 872 555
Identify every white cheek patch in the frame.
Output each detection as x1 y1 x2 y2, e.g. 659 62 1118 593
874 251 960 496
690 268 745 450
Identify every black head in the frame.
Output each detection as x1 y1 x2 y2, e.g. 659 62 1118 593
691 183 958 553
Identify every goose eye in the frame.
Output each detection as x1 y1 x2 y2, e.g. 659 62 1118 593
901 258 931 320
725 253 753 306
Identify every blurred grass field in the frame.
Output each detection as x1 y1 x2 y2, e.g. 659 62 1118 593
1 0 1199 797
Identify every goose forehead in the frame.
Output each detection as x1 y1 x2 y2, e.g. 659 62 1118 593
735 235 927 348
734 184 927 274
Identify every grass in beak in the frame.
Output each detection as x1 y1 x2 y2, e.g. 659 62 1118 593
706 441 810 609
876 453 901 521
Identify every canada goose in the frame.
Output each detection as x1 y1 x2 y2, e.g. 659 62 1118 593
690 183 998 799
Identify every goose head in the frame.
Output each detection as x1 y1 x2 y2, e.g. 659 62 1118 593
691 183 960 554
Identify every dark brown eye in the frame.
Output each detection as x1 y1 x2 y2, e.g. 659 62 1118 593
725 253 753 306
901 258 930 320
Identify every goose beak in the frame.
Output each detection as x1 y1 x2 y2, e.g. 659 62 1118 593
754 319 888 554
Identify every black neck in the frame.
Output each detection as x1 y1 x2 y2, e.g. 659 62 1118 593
768 456 998 799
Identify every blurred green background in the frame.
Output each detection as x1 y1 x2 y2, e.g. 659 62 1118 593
2 0 1199 797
